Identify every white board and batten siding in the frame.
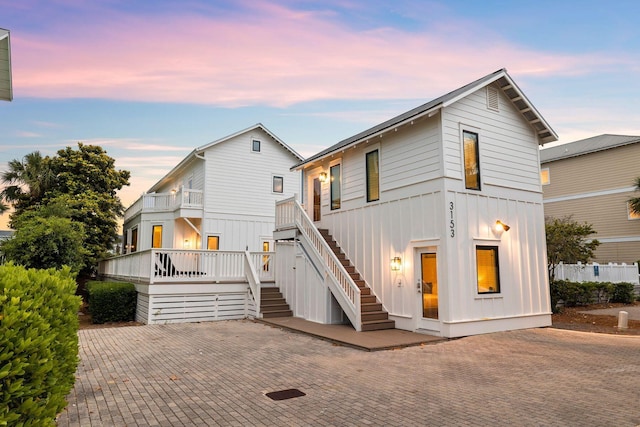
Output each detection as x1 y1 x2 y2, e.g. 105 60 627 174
202 127 301 251
134 282 256 324
442 84 542 193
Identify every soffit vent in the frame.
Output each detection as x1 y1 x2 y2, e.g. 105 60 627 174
486 86 499 111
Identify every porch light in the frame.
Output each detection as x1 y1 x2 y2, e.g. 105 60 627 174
495 220 511 233
391 257 402 271
184 239 190 248
319 172 328 183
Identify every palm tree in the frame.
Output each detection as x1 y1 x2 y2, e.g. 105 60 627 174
0 151 55 216
629 177 640 216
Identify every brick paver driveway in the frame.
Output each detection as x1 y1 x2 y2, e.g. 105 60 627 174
57 321 640 426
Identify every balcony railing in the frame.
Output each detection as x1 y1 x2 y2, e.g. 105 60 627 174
124 188 204 222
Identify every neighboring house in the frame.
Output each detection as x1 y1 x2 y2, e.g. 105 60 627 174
122 123 303 254
540 134 640 263
102 124 303 324
0 28 12 101
273 69 557 337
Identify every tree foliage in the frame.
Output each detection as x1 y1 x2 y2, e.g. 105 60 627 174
628 176 640 216
0 203 88 272
545 216 600 283
1 143 130 275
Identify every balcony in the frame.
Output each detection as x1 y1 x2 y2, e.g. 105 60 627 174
124 188 204 222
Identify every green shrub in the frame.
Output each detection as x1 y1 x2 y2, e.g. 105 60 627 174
0 263 81 426
86 281 136 324
610 282 635 304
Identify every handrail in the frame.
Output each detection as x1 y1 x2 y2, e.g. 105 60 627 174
244 250 261 317
279 198 362 331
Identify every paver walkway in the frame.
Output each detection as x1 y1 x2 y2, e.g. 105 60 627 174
57 321 640 426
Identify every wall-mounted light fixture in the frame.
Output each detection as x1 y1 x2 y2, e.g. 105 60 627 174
184 239 191 248
495 220 511 233
391 256 402 271
319 172 328 183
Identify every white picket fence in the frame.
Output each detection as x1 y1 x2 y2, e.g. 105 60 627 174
553 262 640 295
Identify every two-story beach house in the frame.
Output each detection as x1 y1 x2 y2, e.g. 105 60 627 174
0 28 12 101
102 124 303 324
273 69 557 337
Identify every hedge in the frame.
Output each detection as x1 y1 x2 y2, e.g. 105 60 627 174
0 263 81 426
86 281 136 324
550 280 636 312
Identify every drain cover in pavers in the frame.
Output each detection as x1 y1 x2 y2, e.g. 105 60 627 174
265 388 306 401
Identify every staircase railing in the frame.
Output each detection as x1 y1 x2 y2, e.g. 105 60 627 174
276 197 362 331
244 250 261 317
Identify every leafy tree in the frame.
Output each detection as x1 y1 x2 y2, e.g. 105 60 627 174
545 216 600 284
0 204 88 272
1 143 130 275
0 151 55 218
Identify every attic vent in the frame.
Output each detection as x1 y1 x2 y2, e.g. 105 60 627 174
486 86 499 111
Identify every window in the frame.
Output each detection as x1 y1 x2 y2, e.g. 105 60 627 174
207 236 219 250
540 168 550 185
463 130 480 190
252 139 261 152
313 177 321 221
476 246 500 294
330 164 341 210
273 176 284 193
627 202 640 220
151 225 162 248
366 150 379 202
130 228 138 253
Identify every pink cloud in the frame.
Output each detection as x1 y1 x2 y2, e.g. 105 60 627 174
11 1 630 106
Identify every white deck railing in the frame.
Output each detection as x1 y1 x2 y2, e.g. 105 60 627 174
100 249 275 285
123 188 204 222
276 197 362 331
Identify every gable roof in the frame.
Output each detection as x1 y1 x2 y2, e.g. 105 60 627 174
148 123 302 193
540 134 640 163
293 68 557 169
0 28 12 101
195 123 303 161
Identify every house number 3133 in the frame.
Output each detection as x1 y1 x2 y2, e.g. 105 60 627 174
449 202 455 238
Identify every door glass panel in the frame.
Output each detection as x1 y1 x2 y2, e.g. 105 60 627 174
313 178 321 222
421 253 438 319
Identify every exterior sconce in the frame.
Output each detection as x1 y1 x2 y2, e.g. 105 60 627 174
319 172 328 183
184 239 190 248
391 256 402 271
170 189 177 194
495 220 511 233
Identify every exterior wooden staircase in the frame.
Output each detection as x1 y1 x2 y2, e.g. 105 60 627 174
260 286 293 318
318 229 395 331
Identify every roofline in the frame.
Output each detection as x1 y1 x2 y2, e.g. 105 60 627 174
196 123 304 161
147 123 303 193
540 134 640 163
292 68 557 170
0 28 13 102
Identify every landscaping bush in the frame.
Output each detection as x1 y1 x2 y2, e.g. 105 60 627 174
86 281 136 324
610 282 635 304
0 263 81 426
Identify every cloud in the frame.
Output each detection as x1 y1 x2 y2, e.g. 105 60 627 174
71 138 190 152
12 1 632 107
15 131 43 137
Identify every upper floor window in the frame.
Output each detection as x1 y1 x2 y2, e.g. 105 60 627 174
330 164 341 210
273 176 284 193
463 130 480 190
540 168 550 185
366 150 380 202
151 225 162 248
476 246 500 294
252 139 261 152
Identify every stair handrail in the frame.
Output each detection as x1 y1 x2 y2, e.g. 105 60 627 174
288 199 362 331
244 250 261 317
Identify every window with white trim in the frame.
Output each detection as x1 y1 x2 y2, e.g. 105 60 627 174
476 245 500 294
541 168 550 185
252 139 261 152
273 176 283 193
